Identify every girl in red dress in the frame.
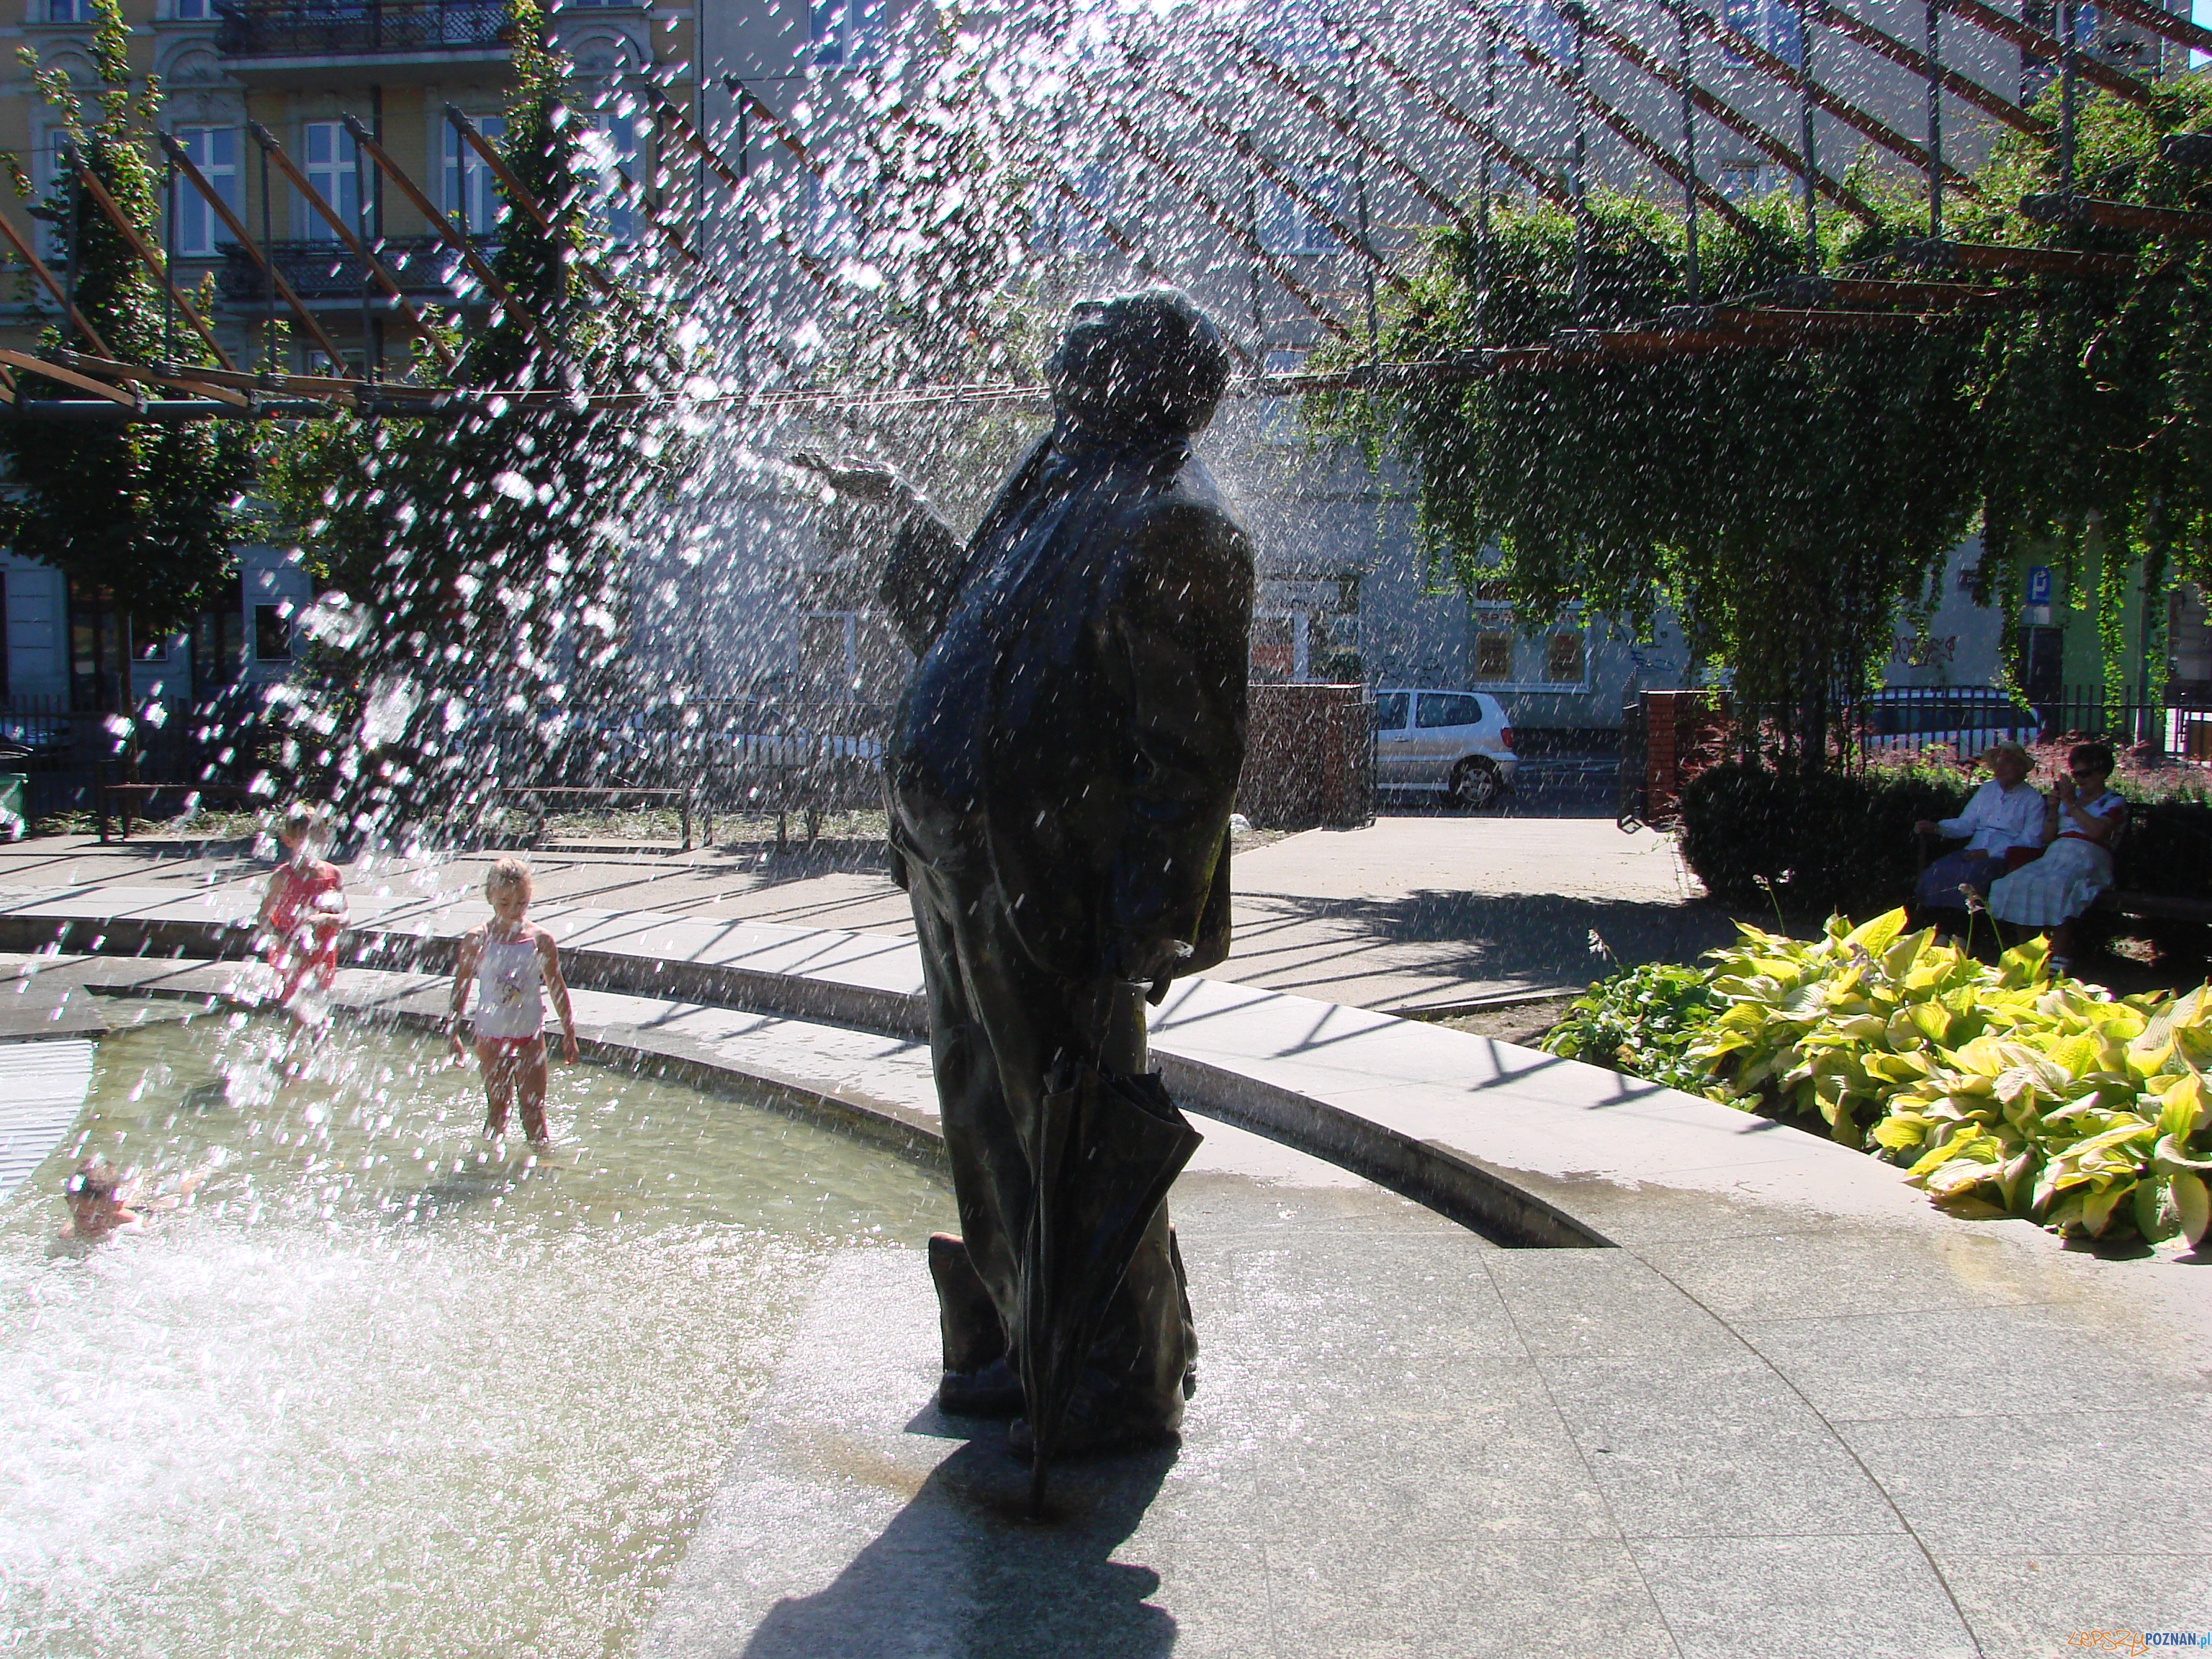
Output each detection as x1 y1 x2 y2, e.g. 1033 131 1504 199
257 804 349 1015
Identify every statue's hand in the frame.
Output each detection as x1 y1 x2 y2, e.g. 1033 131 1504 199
1108 935 1194 1004
788 450 913 508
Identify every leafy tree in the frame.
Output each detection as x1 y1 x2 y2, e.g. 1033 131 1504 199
1310 187 1978 758
1311 76 2212 734
0 0 251 739
1962 79 2212 703
260 0 680 835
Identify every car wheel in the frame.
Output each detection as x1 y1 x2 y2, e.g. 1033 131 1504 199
1448 757 1501 810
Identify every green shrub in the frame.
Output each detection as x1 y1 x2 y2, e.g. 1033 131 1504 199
1542 961 1719 1096
1677 760 1965 912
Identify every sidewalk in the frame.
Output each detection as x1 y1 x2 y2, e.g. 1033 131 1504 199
0 813 1730 1015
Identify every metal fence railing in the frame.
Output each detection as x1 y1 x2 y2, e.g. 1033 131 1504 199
1622 686 2212 829
213 0 509 57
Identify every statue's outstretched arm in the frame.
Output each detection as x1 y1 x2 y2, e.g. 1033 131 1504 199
788 451 959 653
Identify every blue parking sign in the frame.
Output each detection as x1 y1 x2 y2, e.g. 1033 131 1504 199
2026 565 2053 605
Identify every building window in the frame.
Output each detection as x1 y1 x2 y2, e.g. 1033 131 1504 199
1251 0 1340 66
1716 163 1775 200
1473 631 1514 682
192 607 244 688
443 113 506 235
1256 168 1344 256
1546 631 1586 683
46 0 88 21
300 121 359 241
34 138 72 261
254 605 292 662
811 0 882 69
1722 0 1804 64
1037 161 1114 258
66 585 165 711
577 109 638 244
171 125 240 257
173 0 212 17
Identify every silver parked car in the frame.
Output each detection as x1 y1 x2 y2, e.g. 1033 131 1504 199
1373 688 1519 809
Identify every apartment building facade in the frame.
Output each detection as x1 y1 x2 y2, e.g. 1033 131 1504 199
0 0 694 708
0 0 2197 728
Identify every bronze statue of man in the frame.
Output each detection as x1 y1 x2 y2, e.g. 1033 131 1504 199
799 290 1254 1465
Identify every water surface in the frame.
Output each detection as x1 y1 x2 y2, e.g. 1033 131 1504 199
0 1007 955 1658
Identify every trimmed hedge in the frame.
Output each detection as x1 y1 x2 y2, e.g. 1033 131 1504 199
1680 758 2212 949
1677 761 1964 912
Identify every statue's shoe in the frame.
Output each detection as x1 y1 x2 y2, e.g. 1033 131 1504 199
938 1356 1023 1419
1006 1396 1182 1462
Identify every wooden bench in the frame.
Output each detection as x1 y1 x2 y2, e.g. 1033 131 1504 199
712 735 884 853
485 786 696 851
2095 889 2212 926
96 782 260 845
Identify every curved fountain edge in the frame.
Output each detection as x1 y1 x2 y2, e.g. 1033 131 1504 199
0 904 1969 1253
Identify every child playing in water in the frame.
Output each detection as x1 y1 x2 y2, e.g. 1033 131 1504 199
257 804 349 1017
447 857 579 1146
60 1157 202 1245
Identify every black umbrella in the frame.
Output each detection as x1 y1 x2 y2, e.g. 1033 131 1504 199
1018 1057 1202 1519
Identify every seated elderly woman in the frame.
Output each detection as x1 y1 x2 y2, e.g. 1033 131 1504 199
1912 742 2046 914
1988 742 2126 977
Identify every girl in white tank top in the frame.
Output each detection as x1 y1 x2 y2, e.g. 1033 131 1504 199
472 934 545 1038
448 858 579 1146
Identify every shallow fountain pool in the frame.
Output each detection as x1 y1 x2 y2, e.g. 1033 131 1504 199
0 1005 956 1658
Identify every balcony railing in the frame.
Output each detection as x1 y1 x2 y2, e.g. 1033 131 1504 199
213 0 509 58
217 238 483 302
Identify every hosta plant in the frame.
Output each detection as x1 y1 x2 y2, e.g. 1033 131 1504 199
1686 909 2212 1245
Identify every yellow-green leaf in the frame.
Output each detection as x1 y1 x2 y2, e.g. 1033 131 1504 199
2172 1172 2211 1247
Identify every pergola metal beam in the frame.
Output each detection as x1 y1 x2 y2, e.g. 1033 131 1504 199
1561 1 1895 220
1148 78 1413 297
70 161 238 370
444 106 621 303
1935 0 2157 106
647 88 841 295
1808 1 2047 137
0 206 114 358
1665 2 1974 189
1321 22 1577 210
247 123 458 372
158 132 351 367
2095 0 2212 57
1226 39 1484 235
1106 110 1354 339
0 346 139 406
1461 3 1776 236
342 116 558 361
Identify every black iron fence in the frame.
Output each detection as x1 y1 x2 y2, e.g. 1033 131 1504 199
0 692 285 833
214 0 509 57
1622 685 2212 829
217 239 470 304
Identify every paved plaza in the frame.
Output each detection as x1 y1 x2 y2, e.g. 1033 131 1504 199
0 810 1734 1015
4 935 2208 1658
3 814 2206 1656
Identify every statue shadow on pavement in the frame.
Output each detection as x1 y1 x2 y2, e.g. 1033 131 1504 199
741 1424 1179 1659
